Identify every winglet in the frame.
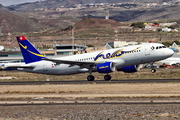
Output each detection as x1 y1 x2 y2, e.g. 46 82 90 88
16 36 46 64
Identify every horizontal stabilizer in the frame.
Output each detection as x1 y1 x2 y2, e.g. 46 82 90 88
1 65 34 69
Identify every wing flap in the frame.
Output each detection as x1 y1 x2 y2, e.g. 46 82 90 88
42 58 125 69
42 58 96 65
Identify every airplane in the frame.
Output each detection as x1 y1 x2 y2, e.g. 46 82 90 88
2 36 174 81
158 55 180 66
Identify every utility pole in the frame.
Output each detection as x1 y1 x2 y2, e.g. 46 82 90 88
72 25 75 55
114 27 118 41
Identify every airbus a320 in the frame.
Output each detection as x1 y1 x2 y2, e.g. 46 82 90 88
2 36 174 81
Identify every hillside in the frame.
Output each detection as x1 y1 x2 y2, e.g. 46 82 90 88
36 17 124 38
93 5 180 22
0 11 47 33
132 5 180 21
6 0 180 23
2 0 180 34
75 17 121 29
0 4 12 11
8 0 175 11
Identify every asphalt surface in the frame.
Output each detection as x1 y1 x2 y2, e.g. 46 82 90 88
0 79 180 85
0 100 180 106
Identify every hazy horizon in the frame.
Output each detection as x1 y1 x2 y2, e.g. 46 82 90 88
0 0 41 6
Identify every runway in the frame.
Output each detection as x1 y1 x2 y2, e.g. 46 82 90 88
0 79 180 119
0 100 180 106
0 78 180 85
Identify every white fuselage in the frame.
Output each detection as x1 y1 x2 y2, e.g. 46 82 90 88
17 43 174 75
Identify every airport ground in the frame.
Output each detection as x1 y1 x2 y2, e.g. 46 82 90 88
0 68 180 119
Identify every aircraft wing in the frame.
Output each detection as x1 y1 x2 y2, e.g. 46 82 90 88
43 58 99 65
42 58 125 68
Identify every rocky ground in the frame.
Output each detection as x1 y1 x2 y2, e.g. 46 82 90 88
0 103 179 120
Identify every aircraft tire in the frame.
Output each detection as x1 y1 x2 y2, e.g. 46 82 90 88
151 69 156 73
87 75 95 81
104 75 111 81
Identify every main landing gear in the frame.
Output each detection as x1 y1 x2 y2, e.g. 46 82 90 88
104 74 111 81
87 75 95 81
87 74 112 81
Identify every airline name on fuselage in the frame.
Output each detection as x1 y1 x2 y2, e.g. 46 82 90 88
94 47 141 61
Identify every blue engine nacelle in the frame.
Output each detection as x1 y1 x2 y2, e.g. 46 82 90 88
96 62 115 73
117 65 141 73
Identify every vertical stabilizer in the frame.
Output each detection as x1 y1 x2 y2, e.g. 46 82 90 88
16 36 46 64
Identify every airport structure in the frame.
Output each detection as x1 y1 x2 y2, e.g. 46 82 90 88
54 44 87 55
0 44 87 61
107 41 138 48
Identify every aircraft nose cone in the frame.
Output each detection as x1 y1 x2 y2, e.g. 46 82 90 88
166 48 174 57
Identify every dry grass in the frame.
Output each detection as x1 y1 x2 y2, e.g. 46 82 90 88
0 68 180 82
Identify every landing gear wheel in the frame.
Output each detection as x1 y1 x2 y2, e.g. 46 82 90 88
87 75 95 81
104 75 111 81
151 69 156 73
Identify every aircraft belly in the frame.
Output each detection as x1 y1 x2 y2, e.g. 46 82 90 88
123 59 140 67
46 64 80 75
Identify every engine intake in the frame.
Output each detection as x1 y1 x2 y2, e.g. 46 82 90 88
96 62 115 73
117 65 142 73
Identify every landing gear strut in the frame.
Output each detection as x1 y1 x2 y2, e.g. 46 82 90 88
150 62 156 73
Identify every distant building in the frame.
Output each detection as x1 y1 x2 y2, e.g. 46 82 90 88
107 41 138 48
54 44 87 55
0 44 87 61
162 27 171 32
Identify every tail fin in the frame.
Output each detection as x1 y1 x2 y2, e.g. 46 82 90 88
16 36 46 64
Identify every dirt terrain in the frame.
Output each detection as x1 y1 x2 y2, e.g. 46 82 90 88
0 82 180 120
0 69 180 119
0 83 180 100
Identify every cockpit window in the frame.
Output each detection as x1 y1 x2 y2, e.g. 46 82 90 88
155 46 166 49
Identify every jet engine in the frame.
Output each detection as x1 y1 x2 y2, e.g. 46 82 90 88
117 64 142 73
96 62 115 73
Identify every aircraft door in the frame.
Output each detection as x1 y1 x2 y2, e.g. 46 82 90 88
145 43 151 56
42 61 48 72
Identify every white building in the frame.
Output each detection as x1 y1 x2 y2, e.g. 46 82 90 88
107 41 138 48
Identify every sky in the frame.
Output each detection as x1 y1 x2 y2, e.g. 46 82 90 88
0 0 40 6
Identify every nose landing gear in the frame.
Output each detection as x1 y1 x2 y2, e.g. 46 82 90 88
151 69 156 73
150 62 156 73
